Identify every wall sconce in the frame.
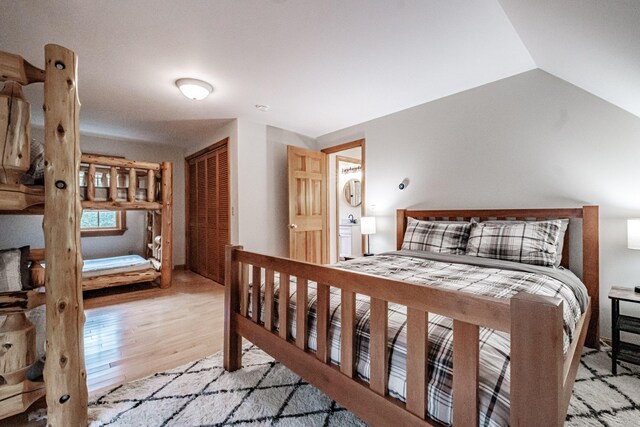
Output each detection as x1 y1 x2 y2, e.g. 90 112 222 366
399 178 410 190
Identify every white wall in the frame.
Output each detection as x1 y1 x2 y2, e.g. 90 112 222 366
317 69 640 340
0 129 186 265
184 120 317 258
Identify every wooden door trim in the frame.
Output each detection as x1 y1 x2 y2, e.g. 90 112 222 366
321 139 365 262
335 156 362 260
186 137 229 162
320 139 365 155
185 137 230 279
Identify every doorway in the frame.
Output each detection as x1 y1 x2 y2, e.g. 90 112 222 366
321 139 365 263
185 138 230 283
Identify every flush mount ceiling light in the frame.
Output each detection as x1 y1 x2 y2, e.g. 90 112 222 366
255 104 270 112
175 78 213 100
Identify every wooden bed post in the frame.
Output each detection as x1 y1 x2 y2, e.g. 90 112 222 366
160 161 173 288
510 292 564 427
582 205 600 348
43 44 88 426
224 245 243 371
396 209 407 250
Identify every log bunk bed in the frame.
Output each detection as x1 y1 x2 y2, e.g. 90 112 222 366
224 206 599 426
0 45 173 424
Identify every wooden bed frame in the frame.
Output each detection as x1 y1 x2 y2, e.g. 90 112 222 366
224 206 599 426
0 46 173 423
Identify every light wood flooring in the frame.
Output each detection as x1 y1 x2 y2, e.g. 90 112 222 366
84 270 225 396
5 270 224 426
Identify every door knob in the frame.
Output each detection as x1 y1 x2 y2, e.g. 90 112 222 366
288 224 298 229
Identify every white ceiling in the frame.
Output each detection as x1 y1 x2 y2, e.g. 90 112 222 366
0 1 638 145
499 0 640 120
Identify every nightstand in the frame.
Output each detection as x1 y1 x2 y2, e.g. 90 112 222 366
609 286 640 374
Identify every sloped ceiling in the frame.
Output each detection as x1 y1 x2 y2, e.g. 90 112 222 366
0 1 638 145
499 0 640 120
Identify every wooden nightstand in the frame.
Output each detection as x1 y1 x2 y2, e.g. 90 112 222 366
609 286 640 374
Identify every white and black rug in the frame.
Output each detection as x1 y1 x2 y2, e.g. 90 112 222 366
88 345 640 426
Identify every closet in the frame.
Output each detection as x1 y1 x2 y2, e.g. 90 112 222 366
186 138 230 283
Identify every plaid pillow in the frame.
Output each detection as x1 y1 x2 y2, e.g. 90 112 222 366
401 218 471 254
466 220 562 266
483 220 569 267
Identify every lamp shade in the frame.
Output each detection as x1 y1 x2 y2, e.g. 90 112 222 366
361 216 376 235
628 219 640 250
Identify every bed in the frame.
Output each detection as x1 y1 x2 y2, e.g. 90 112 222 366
223 206 598 427
28 251 161 291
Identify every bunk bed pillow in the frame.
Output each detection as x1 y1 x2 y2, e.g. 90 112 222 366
401 217 472 254
466 220 562 267
0 248 24 292
21 138 45 185
18 245 33 289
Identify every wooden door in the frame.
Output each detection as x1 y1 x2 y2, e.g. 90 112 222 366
186 140 229 283
288 145 327 263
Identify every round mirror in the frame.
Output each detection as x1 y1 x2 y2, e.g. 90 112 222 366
343 179 361 207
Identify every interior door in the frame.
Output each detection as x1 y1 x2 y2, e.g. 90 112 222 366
288 145 327 263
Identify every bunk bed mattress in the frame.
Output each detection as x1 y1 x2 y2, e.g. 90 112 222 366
82 255 154 278
250 250 588 427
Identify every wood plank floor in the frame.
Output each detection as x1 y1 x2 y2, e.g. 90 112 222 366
4 270 224 426
83 270 225 396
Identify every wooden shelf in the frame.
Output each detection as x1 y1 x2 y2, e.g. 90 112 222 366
0 183 44 211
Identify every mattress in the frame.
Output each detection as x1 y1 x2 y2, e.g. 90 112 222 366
82 255 154 278
250 250 588 427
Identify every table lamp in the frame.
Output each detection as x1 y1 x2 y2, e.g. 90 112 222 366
361 216 376 256
627 219 640 293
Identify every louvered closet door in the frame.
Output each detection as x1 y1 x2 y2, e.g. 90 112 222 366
187 143 230 283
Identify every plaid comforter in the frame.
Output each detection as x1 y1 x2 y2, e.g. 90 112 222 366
251 251 587 427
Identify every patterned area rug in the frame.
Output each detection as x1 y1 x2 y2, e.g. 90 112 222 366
88 345 640 426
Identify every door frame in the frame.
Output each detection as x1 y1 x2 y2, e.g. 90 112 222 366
335 155 362 259
184 137 230 276
321 138 366 263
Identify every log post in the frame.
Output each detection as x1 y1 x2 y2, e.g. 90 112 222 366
127 167 136 202
0 314 36 385
510 292 563 427
147 169 155 202
43 44 88 426
109 166 117 201
0 81 31 185
160 161 173 288
86 163 95 201
224 245 243 371
0 51 46 85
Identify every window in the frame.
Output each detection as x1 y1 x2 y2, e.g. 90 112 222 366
81 210 126 237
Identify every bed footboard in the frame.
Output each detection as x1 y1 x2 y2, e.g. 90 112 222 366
223 245 589 427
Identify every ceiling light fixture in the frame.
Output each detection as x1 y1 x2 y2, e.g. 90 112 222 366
255 104 270 112
175 78 213 100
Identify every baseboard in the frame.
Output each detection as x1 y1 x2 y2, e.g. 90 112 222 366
173 264 187 271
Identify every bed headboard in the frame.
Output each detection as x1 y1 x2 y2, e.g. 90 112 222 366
396 206 600 347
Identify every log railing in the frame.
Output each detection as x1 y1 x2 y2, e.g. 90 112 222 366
224 245 587 427
80 154 163 210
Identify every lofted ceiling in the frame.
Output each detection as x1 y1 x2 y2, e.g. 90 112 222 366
0 1 638 145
